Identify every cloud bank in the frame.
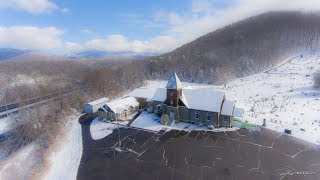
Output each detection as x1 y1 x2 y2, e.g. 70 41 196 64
0 0 65 14
0 26 63 49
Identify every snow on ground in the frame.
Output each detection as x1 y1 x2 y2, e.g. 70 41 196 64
131 112 239 132
0 143 40 179
44 113 82 180
216 54 320 145
130 112 164 131
90 119 119 140
139 54 320 145
0 117 11 134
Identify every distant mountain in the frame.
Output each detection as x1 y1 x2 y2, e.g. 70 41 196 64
132 11 320 84
0 48 159 62
0 48 28 60
132 52 160 59
67 50 159 59
0 50 68 62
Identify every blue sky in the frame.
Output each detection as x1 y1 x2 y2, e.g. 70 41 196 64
0 0 319 54
1 1 187 41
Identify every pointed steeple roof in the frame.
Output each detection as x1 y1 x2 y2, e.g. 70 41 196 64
166 73 183 89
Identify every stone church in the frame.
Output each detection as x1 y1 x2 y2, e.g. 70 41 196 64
147 73 238 127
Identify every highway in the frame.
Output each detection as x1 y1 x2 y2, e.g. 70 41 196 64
0 86 89 119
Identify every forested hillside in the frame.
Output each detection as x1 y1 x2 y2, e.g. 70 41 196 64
135 11 320 84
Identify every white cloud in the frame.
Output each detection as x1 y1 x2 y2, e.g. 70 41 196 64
168 12 182 25
80 29 94 34
0 26 63 49
82 35 180 53
65 42 83 52
86 35 130 52
0 0 66 14
61 7 69 13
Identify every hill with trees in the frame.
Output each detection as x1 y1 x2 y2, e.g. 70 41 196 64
133 11 320 84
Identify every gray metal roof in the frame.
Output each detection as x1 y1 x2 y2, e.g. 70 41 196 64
166 73 183 89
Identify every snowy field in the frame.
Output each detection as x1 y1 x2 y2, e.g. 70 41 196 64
132 54 320 145
223 54 320 145
0 143 40 179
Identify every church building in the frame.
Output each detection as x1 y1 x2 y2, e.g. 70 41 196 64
147 73 237 127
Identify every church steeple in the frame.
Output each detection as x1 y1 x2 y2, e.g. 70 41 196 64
166 73 183 89
166 73 183 107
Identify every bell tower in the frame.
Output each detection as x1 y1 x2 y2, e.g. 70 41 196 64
165 73 183 107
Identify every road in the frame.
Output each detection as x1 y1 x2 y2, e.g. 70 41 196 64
77 116 320 180
0 86 88 119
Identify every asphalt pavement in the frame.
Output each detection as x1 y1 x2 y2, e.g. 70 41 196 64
77 115 320 180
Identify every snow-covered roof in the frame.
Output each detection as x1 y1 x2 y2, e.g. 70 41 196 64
147 88 166 102
181 89 225 112
128 88 157 99
87 97 109 106
106 96 139 114
166 73 183 89
233 107 244 117
221 100 235 116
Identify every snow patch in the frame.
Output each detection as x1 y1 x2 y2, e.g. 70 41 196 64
131 112 239 132
0 143 40 179
0 117 11 134
45 114 82 180
130 112 165 131
90 119 118 140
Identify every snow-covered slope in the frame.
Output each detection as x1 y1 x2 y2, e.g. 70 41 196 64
223 54 320 145
140 54 320 145
45 113 82 180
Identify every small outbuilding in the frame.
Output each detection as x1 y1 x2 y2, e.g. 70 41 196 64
98 96 139 121
84 97 109 114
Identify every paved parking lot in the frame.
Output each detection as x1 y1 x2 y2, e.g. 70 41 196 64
77 119 320 180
